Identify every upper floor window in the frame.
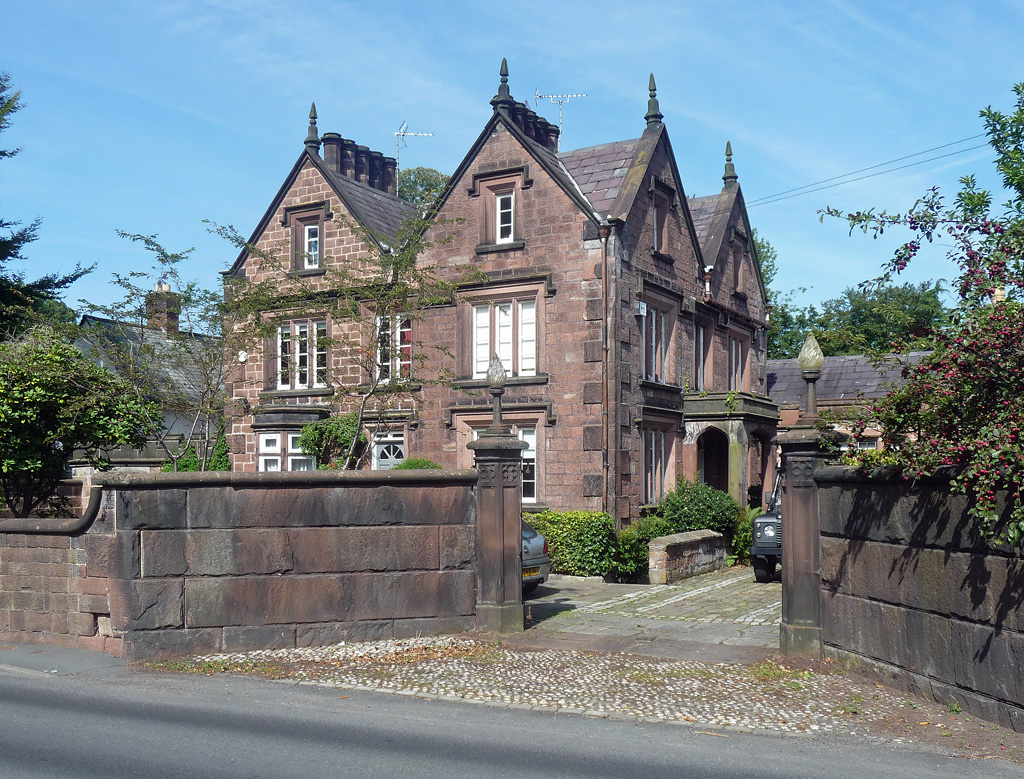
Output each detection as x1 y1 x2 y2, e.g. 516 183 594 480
496 191 514 244
304 224 320 269
649 177 675 258
729 335 746 392
473 299 536 378
694 321 710 391
642 305 667 383
376 314 412 382
276 320 328 390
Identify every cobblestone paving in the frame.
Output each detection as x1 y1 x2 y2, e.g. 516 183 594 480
175 568 1024 763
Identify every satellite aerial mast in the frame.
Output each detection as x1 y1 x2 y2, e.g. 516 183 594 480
394 121 434 168
534 90 587 151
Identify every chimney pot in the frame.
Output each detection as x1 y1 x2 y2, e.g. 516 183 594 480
145 284 180 335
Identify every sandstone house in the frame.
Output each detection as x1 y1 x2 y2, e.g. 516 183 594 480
224 62 778 523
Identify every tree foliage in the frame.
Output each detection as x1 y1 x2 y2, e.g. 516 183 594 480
0 73 88 337
397 167 450 210
824 83 1024 544
0 328 152 516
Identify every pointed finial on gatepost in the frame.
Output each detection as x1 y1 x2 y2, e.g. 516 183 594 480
490 58 515 113
645 73 663 126
723 140 738 188
305 102 321 155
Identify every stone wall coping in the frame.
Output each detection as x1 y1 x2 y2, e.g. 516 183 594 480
94 469 478 489
816 464 959 484
648 529 723 550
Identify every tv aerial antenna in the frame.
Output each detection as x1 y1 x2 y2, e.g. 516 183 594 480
534 90 587 150
394 122 433 168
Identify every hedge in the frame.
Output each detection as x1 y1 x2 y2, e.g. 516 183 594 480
528 510 616 577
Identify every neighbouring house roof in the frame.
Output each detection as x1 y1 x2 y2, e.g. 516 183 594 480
767 353 930 408
77 314 218 436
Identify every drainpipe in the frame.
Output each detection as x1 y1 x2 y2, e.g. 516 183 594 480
599 221 611 516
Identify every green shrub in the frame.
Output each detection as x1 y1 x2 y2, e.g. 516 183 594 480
528 510 616 576
658 480 740 538
731 506 758 565
392 456 442 470
297 412 365 469
161 433 230 472
612 515 674 582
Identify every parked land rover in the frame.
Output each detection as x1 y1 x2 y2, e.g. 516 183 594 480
751 474 782 583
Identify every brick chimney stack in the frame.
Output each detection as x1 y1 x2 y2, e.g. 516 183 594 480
146 282 180 334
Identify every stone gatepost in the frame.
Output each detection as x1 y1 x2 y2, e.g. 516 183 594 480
777 428 831 657
467 356 527 633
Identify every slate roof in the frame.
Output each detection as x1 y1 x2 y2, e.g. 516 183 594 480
77 315 217 435
767 353 930 407
687 194 720 247
558 139 641 219
321 163 416 242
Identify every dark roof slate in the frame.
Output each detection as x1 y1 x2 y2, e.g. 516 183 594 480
321 164 416 242
687 194 720 247
558 138 641 218
767 353 930 406
76 314 215 411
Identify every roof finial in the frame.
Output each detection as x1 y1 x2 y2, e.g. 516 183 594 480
723 140 738 187
490 58 515 113
645 73 663 126
305 102 321 156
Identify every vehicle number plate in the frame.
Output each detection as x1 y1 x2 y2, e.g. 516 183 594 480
522 567 540 577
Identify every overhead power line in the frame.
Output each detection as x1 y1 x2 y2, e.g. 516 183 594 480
747 134 988 208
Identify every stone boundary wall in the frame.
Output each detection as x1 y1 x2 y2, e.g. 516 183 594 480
816 466 1024 732
0 470 478 660
648 530 727 585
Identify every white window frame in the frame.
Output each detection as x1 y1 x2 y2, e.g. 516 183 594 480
470 424 538 503
258 433 282 472
694 322 707 392
375 314 412 382
372 429 406 470
303 223 320 269
642 428 668 504
495 191 514 244
729 336 745 393
519 426 537 504
277 320 328 390
641 306 667 383
287 433 315 471
472 299 536 379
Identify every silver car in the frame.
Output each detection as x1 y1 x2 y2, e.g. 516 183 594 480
522 520 551 594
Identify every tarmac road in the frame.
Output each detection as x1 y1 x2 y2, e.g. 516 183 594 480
0 643 1018 779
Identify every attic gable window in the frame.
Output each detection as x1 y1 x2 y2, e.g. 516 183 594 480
496 192 514 244
280 200 330 275
649 176 676 261
467 165 532 254
304 224 320 269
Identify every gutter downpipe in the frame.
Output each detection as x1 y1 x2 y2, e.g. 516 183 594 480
0 486 103 535
599 221 610 515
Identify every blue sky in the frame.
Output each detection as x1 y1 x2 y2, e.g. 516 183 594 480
3 1 1022 312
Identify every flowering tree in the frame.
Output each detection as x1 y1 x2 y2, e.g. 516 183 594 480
823 83 1024 543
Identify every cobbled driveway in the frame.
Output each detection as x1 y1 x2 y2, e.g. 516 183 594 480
511 567 781 663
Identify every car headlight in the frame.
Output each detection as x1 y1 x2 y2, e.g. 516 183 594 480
763 524 776 538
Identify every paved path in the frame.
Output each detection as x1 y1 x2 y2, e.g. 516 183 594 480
509 567 782 663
